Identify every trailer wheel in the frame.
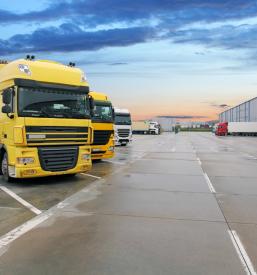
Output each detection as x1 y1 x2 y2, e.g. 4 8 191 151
1 152 12 182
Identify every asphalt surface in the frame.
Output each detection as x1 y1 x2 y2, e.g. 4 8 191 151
0 133 257 274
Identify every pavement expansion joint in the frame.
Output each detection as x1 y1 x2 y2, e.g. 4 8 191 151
117 186 212 194
95 212 226 224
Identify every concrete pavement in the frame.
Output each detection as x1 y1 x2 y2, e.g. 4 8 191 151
0 133 257 274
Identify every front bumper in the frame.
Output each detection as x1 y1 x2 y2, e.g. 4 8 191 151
115 137 132 146
8 145 92 178
91 144 115 160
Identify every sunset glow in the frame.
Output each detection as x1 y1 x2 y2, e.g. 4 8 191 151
1 0 257 121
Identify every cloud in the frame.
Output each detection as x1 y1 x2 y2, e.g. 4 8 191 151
170 24 257 49
157 115 207 119
1 1 257 56
203 101 230 109
0 0 257 26
0 24 156 55
109 62 128 66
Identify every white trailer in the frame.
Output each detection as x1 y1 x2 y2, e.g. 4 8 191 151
132 121 149 134
132 121 161 135
228 122 257 136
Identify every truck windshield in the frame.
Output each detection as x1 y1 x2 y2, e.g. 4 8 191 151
92 101 113 123
115 113 131 125
18 87 90 119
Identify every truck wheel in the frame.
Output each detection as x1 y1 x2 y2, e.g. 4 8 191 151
93 159 102 163
1 152 12 182
65 173 77 177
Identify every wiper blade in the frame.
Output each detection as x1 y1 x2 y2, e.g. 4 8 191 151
40 109 51 117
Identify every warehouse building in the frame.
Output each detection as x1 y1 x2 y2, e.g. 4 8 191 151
153 116 176 132
219 96 257 122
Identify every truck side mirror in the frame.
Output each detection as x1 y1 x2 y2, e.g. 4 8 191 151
88 96 95 117
2 105 12 114
89 96 95 110
2 88 13 105
112 107 115 121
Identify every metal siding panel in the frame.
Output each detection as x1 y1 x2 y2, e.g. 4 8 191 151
252 98 257 122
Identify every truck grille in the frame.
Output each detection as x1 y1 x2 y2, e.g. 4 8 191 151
38 147 78 172
117 129 130 138
26 126 88 145
93 130 113 145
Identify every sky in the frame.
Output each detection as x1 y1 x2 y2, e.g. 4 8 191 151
1 0 257 121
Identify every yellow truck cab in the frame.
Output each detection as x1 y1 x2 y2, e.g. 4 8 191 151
89 91 115 160
0 57 94 182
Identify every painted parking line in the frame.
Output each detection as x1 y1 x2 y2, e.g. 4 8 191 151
103 160 125 165
0 178 100 255
228 230 256 275
0 185 42 215
0 213 51 254
196 157 216 194
80 173 102 180
196 157 202 165
203 173 216 194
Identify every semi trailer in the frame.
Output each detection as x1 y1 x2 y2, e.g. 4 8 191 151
0 57 94 181
215 122 257 136
90 91 115 160
132 121 149 134
132 121 160 135
114 108 132 146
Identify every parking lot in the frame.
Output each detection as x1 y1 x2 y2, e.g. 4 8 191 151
1 132 257 274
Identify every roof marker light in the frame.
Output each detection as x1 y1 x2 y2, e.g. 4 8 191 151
81 72 87 82
18 64 31 75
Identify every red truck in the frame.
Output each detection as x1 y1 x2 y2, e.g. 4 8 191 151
215 122 228 136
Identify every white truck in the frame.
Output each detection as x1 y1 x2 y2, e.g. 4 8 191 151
114 108 132 146
228 122 257 136
149 121 161 135
132 121 160 135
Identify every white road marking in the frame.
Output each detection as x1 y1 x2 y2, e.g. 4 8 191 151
0 213 51 252
246 154 257 160
0 185 42 215
80 173 102 179
57 202 69 209
196 157 215 193
203 173 216 193
0 140 148 256
103 160 125 165
196 157 202 165
228 230 256 275
171 147 176 152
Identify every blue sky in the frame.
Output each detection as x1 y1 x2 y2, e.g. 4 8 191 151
1 0 257 120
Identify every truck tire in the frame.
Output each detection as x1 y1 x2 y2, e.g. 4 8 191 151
93 159 102 163
1 152 12 182
65 173 77 178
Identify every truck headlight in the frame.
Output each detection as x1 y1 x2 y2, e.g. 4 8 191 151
108 146 114 152
81 153 91 161
17 157 34 164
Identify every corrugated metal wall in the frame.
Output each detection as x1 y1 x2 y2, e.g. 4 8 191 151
219 97 257 122
154 117 176 132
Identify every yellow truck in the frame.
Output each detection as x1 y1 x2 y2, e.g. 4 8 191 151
0 57 94 182
90 91 115 160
